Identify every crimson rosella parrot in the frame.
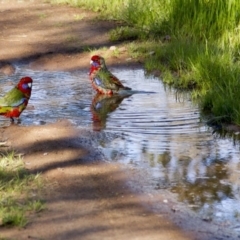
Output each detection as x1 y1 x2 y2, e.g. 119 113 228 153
89 55 131 95
0 76 33 122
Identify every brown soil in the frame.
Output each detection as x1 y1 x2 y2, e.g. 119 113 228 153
0 1 237 239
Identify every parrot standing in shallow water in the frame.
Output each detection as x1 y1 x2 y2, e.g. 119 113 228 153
0 76 33 122
89 55 131 95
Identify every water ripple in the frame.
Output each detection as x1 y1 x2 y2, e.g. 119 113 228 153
1 64 240 230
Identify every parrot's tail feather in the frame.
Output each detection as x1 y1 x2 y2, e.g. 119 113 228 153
117 89 157 96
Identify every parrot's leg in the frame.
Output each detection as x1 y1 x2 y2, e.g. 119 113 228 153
17 118 21 124
10 117 14 123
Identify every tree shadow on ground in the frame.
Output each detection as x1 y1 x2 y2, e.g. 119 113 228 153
0 1 232 239
0 121 229 240
0 1 130 71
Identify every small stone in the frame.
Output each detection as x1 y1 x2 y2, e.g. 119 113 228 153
26 105 35 110
39 121 46 125
109 46 117 51
0 141 7 146
171 206 178 212
202 216 212 222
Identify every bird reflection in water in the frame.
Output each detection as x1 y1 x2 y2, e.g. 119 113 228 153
91 93 131 131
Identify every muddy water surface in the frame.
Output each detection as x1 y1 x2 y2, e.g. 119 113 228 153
1 63 240 232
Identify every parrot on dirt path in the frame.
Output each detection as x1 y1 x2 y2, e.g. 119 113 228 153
89 55 131 95
0 76 33 122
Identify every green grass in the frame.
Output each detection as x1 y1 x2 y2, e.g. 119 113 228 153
47 0 240 45
73 13 86 21
48 0 240 127
0 152 45 228
109 26 140 42
38 13 48 19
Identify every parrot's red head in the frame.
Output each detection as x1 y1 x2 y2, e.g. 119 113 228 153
89 55 108 77
90 55 101 68
90 55 107 68
91 55 101 62
17 76 33 97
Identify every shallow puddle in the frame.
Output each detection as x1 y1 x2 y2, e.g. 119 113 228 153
1 63 240 230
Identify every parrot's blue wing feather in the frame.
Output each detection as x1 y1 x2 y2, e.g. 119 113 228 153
93 77 104 87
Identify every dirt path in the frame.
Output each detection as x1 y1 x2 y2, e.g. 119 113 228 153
0 1 237 239
0 0 138 72
0 121 194 240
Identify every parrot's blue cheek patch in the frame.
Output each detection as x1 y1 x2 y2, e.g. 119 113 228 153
92 62 100 68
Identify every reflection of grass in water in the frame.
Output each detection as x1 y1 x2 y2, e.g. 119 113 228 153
171 161 233 210
234 211 240 219
0 151 45 228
